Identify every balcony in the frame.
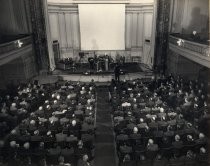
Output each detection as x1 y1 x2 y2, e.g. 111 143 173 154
169 33 210 68
0 35 33 66
0 35 37 88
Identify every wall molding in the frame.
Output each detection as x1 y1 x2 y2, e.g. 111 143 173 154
48 3 153 13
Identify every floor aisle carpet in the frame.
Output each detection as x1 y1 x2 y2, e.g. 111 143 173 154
94 86 117 166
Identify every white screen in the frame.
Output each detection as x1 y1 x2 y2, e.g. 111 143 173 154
79 4 125 50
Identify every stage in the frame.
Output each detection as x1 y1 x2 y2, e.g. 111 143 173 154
55 62 144 74
49 63 154 83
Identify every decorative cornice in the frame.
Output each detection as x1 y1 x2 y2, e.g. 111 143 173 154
48 3 153 13
72 0 130 3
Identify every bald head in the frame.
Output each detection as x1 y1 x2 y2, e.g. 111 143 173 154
23 142 30 149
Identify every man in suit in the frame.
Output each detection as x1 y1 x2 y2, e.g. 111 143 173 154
77 154 92 166
114 64 121 82
172 135 184 157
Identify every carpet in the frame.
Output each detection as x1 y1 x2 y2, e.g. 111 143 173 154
94 86 117 166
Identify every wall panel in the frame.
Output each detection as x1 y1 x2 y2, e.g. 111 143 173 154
131 13 137 47
72 14 80 49
137 13 143 47
65 13 73 47
49 13 60 41
58 13 67 48
144 13 153 38
125 13 132 49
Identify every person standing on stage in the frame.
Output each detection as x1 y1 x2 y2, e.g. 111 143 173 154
114 63 121 82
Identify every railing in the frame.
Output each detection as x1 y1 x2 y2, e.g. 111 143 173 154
0 35 32 55
169 35 210 57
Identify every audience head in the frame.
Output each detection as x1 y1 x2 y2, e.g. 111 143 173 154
47 131 52 136
156 154 162 160
187 123 192 128
167 125 172 131
175 135 180 142
123 154 131 161
51 94 55 98
133 127 138 134
139 118 144 123
148 139 154 146
46 105 50 109
30 120 36 125
83 154 89 162
39 142 44 148
160 107 164 113
45 100 49 104
11 103 16 108
72 120 76 126
23 142 30 149
187 135 193 141
130 93 134 98
10 141 17 148
145 125 149 131
162 137 169 144
56 95 61 100
11 129 17 135
67 95 71 99
0 140 4 148
34 130 39 135
200 147 206 154
162 116 166 121
186 150 194 158
78 140 83 148
58 156 65 164
199 133 205 139
140 154 145 161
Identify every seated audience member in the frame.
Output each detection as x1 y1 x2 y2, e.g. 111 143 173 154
77 154 92 166
58 155 71 166
172 135 184 157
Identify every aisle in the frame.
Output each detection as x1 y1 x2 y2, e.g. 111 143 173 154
94 86 117 166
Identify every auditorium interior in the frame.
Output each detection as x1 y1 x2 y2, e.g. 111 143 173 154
0 0 209 165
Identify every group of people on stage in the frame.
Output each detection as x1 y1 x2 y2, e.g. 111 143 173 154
88 54 114 72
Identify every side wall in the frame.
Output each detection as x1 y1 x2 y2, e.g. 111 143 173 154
170 0 209 34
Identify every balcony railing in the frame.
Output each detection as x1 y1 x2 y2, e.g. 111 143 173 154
169 35 210 57
169 34 210 68
0 35 32 55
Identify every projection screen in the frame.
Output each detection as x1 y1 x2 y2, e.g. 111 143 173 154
79 4 125 50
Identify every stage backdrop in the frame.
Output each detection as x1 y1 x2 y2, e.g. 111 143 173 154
47 3 155 67
78 4 125 51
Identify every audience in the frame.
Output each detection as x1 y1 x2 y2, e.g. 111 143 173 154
110 75 209 165
0 74 209 166
0 80 96 166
